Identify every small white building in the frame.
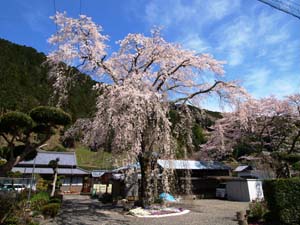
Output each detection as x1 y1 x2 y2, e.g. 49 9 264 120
226 179 264 202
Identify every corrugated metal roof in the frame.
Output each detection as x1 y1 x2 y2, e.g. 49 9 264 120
157 159 230 170
112 160 230 171
12 167 88 175
112 163 140 172
18 151 77 166
234 165 251 172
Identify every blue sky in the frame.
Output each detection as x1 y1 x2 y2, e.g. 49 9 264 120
0 0 300 110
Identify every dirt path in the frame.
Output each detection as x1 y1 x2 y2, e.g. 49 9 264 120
43 195 248 225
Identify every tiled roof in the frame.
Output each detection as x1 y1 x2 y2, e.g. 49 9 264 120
157 159 230 170
12 167 89 175
18 151 77 166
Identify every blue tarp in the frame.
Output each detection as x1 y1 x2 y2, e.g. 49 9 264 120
159 192 176 202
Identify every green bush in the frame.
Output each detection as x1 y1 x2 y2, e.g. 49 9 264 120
98 193 112 204
3 216 19 225
30 106 71 126
30 191 50 211
36 178 48 192
263 178 300 225
247 200 268 222
192 124 207 146
48 197 61 204
292 161 300 171
153 197 164 205
50 145 66 152
41 203 60 218
0 192 16 222
0 111 33 134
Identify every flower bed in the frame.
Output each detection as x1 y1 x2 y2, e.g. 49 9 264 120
129 207 190 218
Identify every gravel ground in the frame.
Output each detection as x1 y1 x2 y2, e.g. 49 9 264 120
42 195 248 225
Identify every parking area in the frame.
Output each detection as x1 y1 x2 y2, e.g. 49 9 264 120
42 195 249 225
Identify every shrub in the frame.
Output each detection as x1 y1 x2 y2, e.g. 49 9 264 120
0 111 33 134
48 197 61 204
153 197 164 205
3 216 19 225
41 203 60 218
99 193 112 204
0 192 16 222
263 178 300 225
50 145 66 152
30 106 71 126
292 161 300 171
36 178 48 192
30 191 50 211
247 200 268 222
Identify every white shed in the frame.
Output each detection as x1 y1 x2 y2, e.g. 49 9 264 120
226 179 264 202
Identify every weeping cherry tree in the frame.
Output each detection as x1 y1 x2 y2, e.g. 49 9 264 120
47 12 247 207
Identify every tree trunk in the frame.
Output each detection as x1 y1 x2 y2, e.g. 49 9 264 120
138 155 153 208
51 169 58 197
0 159 18 177
0 146 36 176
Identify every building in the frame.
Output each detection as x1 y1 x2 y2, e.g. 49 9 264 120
226 179 264 202
158 159 231 197
12 151 89 193
111 159 231 199
234 165 274 179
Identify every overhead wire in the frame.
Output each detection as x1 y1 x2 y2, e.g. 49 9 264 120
79 0 82 15
53 0 58 32
258 0 300 19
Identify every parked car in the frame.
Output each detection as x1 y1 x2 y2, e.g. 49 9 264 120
0 184 26 192
13 184 26 192
216 183 227 199
0 184 14 192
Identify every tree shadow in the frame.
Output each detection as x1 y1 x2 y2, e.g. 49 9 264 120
54 199 131 225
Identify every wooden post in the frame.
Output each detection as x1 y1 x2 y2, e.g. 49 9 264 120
237 211 248 225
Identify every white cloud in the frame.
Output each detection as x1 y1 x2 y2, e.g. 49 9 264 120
144 0 197 26
267 40 300 71
245 68 271 88
227 49 243 66
181 33 209 52
244 68 300 98
265 32 289 44
271 77 300 97
143 0 240 28
205 0 240 20
128 0 300 100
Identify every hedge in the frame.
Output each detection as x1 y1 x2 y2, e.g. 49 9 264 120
263 178 300 225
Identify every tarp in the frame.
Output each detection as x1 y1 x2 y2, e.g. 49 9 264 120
159 192 176 202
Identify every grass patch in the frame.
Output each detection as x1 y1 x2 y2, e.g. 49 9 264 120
75 146 113 170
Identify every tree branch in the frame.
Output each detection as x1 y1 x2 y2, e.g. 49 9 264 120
174 80 226 104
152 59 190 90
0 134 9 144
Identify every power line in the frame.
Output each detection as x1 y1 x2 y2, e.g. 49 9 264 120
79 0 82 15
53 0 58 32
258 0 300 19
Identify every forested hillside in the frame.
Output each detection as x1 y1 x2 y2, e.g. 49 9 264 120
0 38 97 120
0 38 224 165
